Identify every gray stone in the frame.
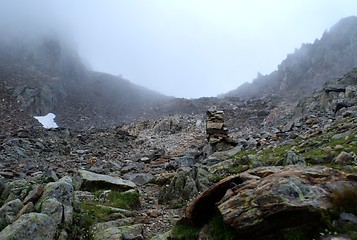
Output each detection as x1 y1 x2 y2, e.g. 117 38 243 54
0 213 56 240
38 176 74 227
74 170 136 191
1 179 32 203
15 202 34 220
283 150 306 165
345 85 356 99
153 116 182 134
58 230 69 240
158 167 212 207
41 198 63 226
91 223 144 240
39 176 74 207
334 151 353 164
151 231 172 240
170 156 195 167
339 212 357 224
90 218 134 233
122 173 154 186
0 199 23 229
74 191 96 204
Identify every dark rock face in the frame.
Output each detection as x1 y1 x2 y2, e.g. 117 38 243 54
0 80 40 133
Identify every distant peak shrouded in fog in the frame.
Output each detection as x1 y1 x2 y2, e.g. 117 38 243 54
222 16 357 101
1 1 357 98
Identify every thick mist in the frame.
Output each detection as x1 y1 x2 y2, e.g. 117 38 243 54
1 0 357 98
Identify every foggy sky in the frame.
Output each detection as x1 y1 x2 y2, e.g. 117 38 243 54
1 1 357 98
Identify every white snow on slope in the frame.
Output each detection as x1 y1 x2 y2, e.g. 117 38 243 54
34 113 58 128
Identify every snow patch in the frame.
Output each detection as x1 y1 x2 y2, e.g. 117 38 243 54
34 113 58 128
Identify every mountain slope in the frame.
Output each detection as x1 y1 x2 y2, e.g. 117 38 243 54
0 36 171 129
224 16 357 101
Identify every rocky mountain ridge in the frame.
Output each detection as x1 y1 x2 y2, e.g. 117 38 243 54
223 16 357 101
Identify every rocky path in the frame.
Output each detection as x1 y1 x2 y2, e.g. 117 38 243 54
137 184 183 237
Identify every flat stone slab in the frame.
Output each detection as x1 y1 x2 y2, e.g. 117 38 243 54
75 170 136 191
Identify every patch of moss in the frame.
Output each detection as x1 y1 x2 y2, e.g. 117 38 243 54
92 189 140 210
70 204 104 239
294 132 355 166
104 190 140 210
259 145 292 165
301 148 327 161
208 215 237 240
80 203 116 222
209 164 249 183
231 149 258 160
171 220 199 240
209 174 226 183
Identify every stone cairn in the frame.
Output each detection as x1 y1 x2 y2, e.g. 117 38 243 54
206 107 236 151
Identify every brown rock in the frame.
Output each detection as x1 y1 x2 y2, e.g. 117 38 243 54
184 166 357 239
15 202 35 220
305 118 315 125
206 122 224 130
147 209 160 218
185 172 259 225
23 184 44 205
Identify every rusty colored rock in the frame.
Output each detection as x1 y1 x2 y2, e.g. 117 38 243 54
184 166 357 238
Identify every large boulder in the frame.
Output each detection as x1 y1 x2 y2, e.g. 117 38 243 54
74 170 136 191
158 166 212 208
91 220 144 240
0 212 56 239
37 176 74 234
185 166 357 239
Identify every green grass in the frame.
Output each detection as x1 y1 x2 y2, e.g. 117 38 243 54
208 215 237 240
70 189 140 239
103 190 140 210
231 149 258 160
234 131 355 166
331 186 357 216
91 189 140 210
80 203 115 223
259 145 292 165
171 220 200 240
